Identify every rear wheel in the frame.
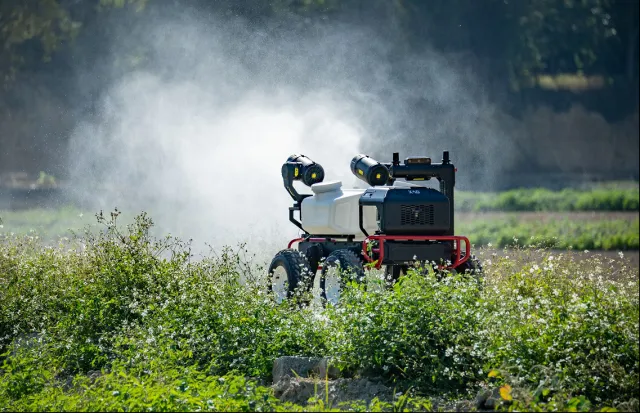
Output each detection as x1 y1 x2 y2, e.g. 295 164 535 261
320 249 365 305
451 254 484 283
384 264 409 287
267 249 315 304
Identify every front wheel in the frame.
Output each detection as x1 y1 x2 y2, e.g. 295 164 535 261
267 249 315 304
319 249 365 306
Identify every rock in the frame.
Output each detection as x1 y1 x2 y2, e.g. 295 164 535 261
272 356 342 384
272 376 394 406
316 357 342 380
273 356 323 383
475 387 502 410
272 356 393 406
273 376 318 405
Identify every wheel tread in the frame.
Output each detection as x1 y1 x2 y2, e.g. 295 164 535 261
268 249 314 301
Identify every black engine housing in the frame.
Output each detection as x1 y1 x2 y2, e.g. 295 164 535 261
360 186 451 235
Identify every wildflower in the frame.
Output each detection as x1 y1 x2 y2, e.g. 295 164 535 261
618 251 624 259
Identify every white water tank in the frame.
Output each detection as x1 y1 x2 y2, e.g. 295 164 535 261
300 180 378 239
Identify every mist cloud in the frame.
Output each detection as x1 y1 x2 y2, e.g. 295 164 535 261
66 7 512 257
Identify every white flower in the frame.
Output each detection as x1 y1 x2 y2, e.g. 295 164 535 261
618 251 624 259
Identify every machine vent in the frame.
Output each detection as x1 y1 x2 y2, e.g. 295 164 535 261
400 205 435 226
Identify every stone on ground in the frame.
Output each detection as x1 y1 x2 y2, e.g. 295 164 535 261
272 376 393 406
272 356 341 383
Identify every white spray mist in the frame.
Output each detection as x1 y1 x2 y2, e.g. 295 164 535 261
66 7 511 260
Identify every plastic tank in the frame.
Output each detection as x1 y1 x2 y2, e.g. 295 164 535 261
300 180 378 238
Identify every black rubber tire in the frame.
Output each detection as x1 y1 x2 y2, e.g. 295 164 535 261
451 254 484 280
319 249 365 303
384 264 408 287
267 249 314 303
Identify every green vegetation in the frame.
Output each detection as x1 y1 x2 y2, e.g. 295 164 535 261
0 212 638 411
456 187 639 212
0 206 100 239
3 207 639 251
459 216 639 251
1 0 637 93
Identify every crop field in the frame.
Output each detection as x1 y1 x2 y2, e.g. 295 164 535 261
2 186 638 251
0 186 638 412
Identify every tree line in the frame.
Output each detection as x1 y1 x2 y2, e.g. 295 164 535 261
0 0 638 113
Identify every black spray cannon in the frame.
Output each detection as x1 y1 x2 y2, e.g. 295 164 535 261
350 154 391 186
350 150 455 186
282 154 325 202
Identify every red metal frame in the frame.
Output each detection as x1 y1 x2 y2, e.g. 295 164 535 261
287 235 470 271
362 235 470 270
287 237 336 249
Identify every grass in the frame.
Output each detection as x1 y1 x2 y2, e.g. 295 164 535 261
0 211 638 411
458 215 639 251
456 187 639 213
0 206 104 238
1 206 638 251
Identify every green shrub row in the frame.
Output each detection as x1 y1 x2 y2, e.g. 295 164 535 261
1 212 638 411
460 217 640 250
456 187 639 212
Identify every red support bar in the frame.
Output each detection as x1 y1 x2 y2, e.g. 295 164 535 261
362 235 470 270
287 237 305 249
288 235 471 272
288 237 336 249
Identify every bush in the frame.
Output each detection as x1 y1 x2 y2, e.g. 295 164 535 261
1 211 638 411
456 187 640 212
324 271 485 393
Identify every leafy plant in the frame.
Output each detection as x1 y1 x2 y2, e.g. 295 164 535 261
0 210 638 411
